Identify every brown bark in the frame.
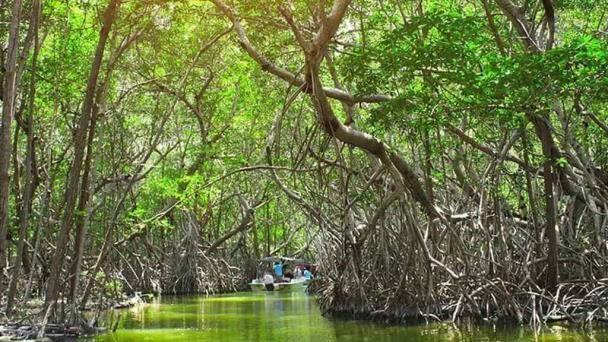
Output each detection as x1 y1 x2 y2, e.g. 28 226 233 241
540 0 555 49
529 113 559 290
44 0 120 313
445 123 531 171
211 0 390 105
67 102 98 307
68 25 141 310
24 144 53 301
0 0 24 290
494 0 540 52
5 0 41 314
207 196 261 253
522 129 542 275
481 0 506 55
494 0 562 292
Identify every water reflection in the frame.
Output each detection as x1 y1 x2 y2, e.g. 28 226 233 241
91 292 606 341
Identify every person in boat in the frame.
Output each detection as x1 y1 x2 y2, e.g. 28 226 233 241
263 272 274 291
303 267 313 280
294 266 303 278
273 261 283 280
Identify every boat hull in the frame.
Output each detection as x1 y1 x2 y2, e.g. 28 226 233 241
249 279 306 292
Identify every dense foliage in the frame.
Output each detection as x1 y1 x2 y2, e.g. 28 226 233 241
1 0 608 332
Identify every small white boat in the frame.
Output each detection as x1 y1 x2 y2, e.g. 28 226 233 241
249 256 313 292
249 277 307 292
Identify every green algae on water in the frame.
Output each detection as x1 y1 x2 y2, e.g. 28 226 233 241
91 292 608 342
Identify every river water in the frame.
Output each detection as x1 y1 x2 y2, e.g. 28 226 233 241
93 292 606 341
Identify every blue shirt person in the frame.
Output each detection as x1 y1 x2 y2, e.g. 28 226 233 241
303 269 313 280
273 262 283 278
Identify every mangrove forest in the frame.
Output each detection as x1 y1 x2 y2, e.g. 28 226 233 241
1 0 608 339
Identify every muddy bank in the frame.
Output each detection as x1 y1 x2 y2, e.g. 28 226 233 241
0 292 155 340
0 323 97 341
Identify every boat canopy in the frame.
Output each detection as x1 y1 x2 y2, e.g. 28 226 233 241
260 256 306 264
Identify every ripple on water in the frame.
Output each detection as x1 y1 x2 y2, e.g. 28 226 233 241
90 292 608 342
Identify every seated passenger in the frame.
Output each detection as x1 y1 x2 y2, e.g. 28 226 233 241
263 272 274 291
263 272 274 284
273 261 283 279
303 268 313 280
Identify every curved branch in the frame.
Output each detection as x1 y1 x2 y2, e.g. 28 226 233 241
209 0 391 104
494 0 541 52
445 123 533 172
541 0 555 49
207 195 264 253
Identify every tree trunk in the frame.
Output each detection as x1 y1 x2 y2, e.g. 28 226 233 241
5 0 41 313
24 143 53 301
67 103 98 311
0 0 24 291
529 113 559 291
68 82 104 306
44 0 120 314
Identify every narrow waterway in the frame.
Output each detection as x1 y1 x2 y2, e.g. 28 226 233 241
92 292 605 341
